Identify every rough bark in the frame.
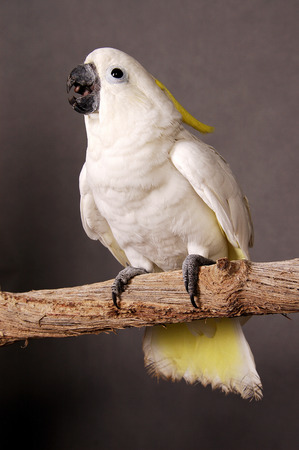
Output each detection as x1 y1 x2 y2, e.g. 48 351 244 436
0 258 298 346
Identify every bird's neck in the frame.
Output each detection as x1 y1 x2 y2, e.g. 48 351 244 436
85 111 182 158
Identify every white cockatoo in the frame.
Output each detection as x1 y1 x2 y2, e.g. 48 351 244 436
67 47 262 400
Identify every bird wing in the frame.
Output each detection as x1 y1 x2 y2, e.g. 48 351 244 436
79 164 129 267
170 133 253 259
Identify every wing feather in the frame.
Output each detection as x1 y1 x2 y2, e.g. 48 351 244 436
171 132 253 258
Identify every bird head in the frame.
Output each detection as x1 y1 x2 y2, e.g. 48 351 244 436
67 48 214 140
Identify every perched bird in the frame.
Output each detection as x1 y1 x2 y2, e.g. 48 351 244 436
67 47 262 400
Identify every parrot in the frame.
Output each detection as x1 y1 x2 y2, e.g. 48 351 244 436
67 47 262 400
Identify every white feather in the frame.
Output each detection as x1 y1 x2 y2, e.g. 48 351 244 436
170 132 253 257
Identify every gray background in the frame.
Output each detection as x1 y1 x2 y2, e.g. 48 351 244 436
0 0 298 449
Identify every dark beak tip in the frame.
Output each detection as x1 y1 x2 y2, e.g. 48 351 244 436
68 96 76 107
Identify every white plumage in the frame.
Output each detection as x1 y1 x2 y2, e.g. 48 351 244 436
70 47 262 400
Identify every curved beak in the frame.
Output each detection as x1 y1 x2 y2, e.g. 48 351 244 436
67 63 100 114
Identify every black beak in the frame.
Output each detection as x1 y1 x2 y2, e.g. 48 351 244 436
67 63 100 114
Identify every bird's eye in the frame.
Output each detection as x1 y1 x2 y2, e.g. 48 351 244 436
111 68 124 78
106 66 128 84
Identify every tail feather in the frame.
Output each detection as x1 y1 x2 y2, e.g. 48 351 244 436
143 318 262 400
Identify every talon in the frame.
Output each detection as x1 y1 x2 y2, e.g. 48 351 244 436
111 266 148 309
112 291 121 309
184 280 189 293
182 254 215 308
190 294 199 309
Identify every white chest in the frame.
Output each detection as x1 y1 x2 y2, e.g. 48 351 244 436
84 144 225 270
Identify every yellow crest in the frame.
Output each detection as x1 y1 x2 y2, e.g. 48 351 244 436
155 79 214 134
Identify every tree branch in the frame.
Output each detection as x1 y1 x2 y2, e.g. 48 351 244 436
0 258 298 346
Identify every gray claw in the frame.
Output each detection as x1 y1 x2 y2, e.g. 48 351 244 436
182 254 215 307
111 266 148 308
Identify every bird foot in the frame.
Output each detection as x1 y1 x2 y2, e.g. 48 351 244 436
112 266 148 308
182 254 215 308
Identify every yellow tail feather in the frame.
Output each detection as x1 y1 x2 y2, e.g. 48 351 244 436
143 318 262 400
